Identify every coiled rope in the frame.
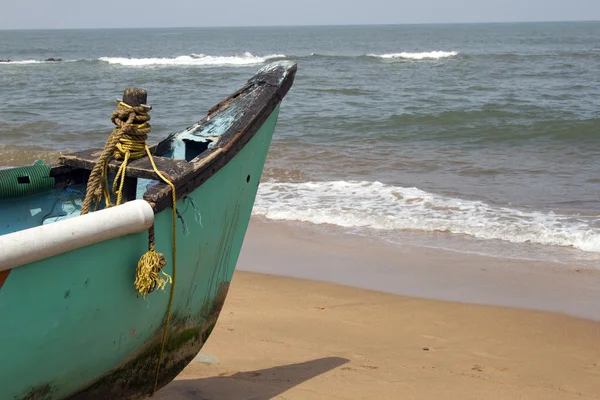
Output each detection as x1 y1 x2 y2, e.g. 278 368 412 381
80 101 151 214
80 100 178 396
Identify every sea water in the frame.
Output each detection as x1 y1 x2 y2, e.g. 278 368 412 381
1 22 599 267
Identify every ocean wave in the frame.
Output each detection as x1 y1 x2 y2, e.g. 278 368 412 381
98 52 286 67
253 180 600 253
0 58 67 65
307 53 354 59
367 51 458 60
0 60 43 65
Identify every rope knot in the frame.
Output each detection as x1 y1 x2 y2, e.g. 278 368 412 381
81 100 153 213
77 93 178 396
134 247 171 297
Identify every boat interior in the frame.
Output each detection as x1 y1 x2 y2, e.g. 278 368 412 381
0 61 297 237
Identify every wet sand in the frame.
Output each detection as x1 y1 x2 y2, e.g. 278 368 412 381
157 219 600 399
238 219 600 321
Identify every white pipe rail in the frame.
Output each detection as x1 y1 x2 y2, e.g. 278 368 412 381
0 199 154 271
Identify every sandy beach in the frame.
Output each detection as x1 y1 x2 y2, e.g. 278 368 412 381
2 20 600 400
157 219 600 400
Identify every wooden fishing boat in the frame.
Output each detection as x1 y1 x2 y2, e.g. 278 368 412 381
0 60 296 399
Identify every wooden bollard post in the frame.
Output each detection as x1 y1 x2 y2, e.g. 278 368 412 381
122 88 147 107
121 88 148 201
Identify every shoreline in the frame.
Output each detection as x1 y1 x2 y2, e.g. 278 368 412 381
158 270 600 399
237 217 600 321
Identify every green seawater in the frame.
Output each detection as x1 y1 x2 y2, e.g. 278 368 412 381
2 22 600 264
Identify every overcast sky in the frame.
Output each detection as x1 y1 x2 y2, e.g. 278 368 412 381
1 0 599 29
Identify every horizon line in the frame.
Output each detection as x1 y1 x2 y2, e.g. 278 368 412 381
1 19 599 31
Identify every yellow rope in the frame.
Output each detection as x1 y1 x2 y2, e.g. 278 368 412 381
111 106 178 395
79 99 178 395
111 106 152 207
80 101 151 214
145 145 178 396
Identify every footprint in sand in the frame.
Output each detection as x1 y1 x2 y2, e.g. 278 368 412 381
584 363 600 374
471 364 509 373
421 334 448 343
360 365 379 370
470 350 509 361
341 364 379 372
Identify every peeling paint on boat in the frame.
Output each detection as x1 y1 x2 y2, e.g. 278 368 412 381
255 60 297 85
0 60 296 399
171 113 237 159
0 113 278 398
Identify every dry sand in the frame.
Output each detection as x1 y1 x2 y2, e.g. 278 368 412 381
157 271 600 400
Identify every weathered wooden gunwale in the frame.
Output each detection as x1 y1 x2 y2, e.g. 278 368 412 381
59 150 189 182
56 62 297 213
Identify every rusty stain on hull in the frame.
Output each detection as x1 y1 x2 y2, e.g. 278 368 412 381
0 269 10 290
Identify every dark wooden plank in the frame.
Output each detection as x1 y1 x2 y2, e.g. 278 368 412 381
145 62 297 211
59 149 193 182
52 62 296 213
49 165 89 187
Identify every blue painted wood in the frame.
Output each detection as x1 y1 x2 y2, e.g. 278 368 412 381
0 185 86 236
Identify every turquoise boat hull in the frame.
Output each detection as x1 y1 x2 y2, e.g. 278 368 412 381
0 61 296 399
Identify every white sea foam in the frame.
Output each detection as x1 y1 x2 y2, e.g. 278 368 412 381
98 52 285 67
0 60 52 64
0 59 77 65
368 51 458 60
253 180 600 253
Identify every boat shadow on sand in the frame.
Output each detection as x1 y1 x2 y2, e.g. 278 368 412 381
155 357 349 399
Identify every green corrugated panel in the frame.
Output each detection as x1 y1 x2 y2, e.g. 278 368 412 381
0 160 55 200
